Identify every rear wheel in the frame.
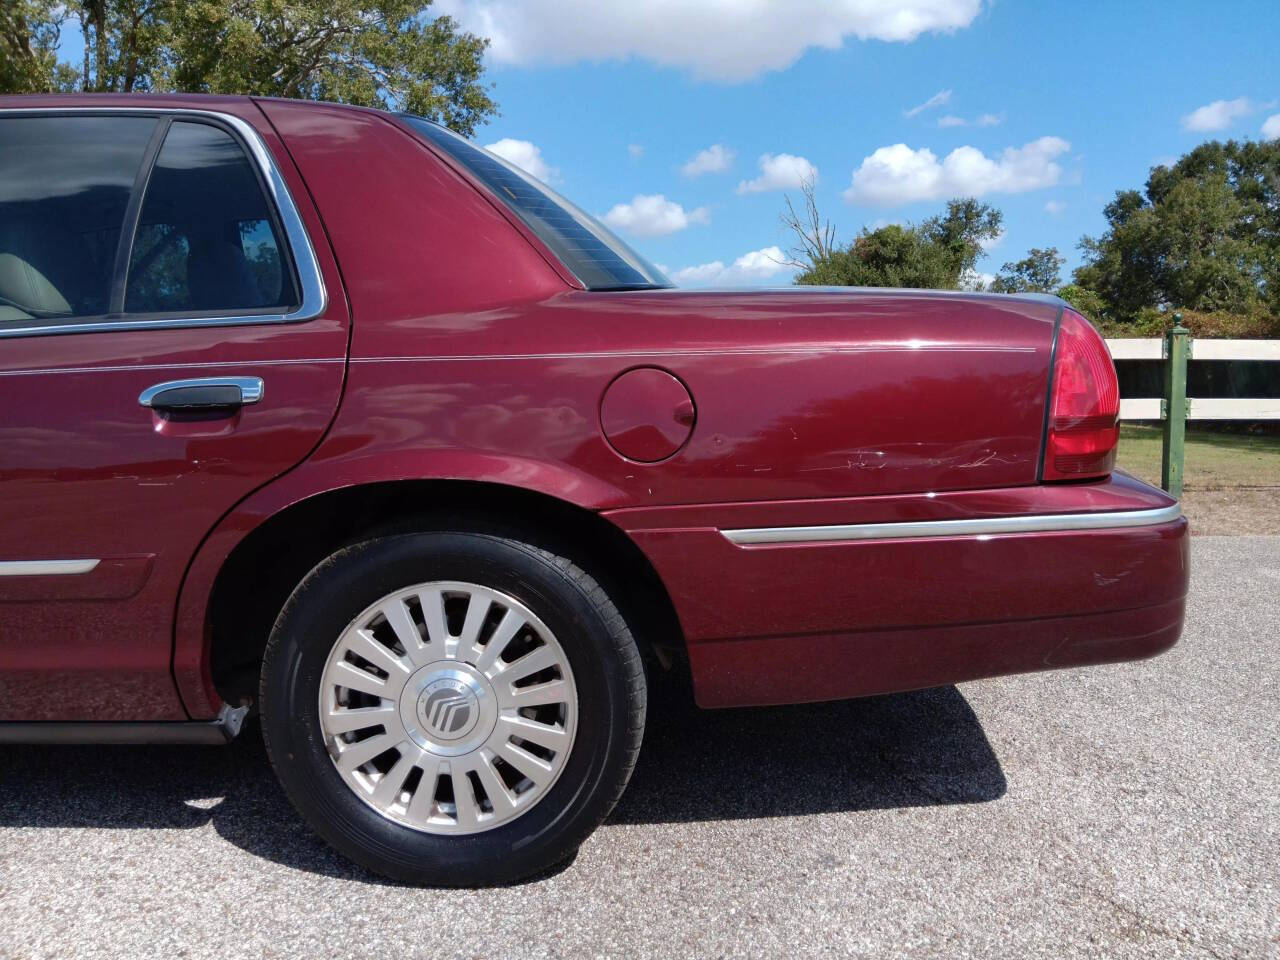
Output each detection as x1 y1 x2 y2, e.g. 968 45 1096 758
260 530 646 886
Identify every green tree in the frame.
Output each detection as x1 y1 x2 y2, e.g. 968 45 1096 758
1 1 78 92
989 246 1065 293
807 223 959 288
2 1 497 135
167 2 495 131
782 180 1003 289
73 0 175 94
1056 282 1107 322
1074 139 1280 322
917 198 1004 286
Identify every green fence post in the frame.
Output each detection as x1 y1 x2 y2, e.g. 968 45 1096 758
1160 315 1190 497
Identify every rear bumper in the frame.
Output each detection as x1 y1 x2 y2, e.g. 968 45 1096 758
608 473 1190 708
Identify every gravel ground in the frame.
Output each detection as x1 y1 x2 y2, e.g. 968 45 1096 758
2 536 1277 959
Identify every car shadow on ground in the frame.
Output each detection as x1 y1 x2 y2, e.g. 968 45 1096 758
0 685 1004 884
612 684 1006 825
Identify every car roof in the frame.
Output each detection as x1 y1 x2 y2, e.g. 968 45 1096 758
0 92 386 117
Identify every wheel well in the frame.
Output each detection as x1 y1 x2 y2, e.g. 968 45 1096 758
207 480 687 708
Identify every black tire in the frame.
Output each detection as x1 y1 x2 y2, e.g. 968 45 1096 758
259 530 646 886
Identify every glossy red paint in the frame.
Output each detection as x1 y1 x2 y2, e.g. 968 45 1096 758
617 514 1187 706
689 596 1187 708
0 95 1188 726
599 367 696 462
255 98 574 326
604 469 1174 531
235 288 1058 506
607 471 1186 706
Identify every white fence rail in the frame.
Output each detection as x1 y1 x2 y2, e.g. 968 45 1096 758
1105 337 1280 421
1108 338 1280 362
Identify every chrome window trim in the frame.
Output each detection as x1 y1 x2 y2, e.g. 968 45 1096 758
722 503 1183 545
0 107 327 339
0 559 100 576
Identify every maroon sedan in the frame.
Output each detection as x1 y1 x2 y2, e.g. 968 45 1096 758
0 94 1188 885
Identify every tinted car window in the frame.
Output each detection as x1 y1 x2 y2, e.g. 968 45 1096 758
126 121 297 314
401 116 671 291
0 116 156 325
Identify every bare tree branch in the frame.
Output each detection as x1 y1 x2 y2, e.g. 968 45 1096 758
779 175 835 272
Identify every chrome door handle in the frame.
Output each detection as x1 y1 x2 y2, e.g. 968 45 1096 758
138 376 265 410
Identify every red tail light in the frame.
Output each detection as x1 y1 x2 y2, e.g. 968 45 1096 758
1043 309 1119 481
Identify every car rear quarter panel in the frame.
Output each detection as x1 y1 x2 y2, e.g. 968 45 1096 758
259 97 1060 506
243 295 1059 511
179 103 1175 715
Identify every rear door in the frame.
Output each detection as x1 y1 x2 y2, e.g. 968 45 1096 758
0 107 348 721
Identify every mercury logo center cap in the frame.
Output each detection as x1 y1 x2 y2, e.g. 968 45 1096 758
417 676 480 741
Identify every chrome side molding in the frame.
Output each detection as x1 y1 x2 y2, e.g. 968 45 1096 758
0 559 100 576
722 503 1183 546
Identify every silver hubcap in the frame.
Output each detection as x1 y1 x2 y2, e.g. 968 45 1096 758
318 581 578 835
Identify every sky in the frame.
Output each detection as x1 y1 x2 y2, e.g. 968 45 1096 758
60 0 1280 288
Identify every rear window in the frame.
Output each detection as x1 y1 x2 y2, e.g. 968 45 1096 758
126 121 297 314
400 116 670 291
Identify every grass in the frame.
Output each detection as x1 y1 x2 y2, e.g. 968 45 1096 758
1116 424 1280 490
1116 424 1280 534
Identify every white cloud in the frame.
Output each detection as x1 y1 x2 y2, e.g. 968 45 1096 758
436 0 983 82
842 136 1071 206
1044 200 1066 215
904 88 952 118
627 143 644 158
600 194 710 236
733 246 790 276
938 112 1002 128
483 138 555 181
670 262 726 285
1263 114 1280 140
681 144 736 177
1181 97 1255 132
737 153 818 194
980 229 1004 253
671 246 791 286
